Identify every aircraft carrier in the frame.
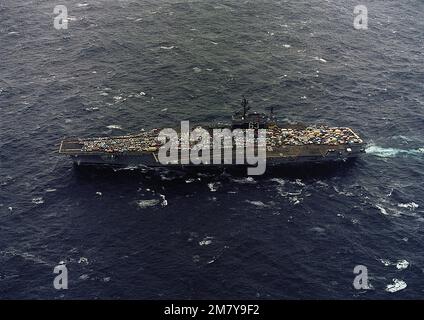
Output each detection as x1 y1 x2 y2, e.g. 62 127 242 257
59 99 366 168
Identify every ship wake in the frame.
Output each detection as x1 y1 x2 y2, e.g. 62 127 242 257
366 145 424 158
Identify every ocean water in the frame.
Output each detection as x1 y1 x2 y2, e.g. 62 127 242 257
1 0 424 299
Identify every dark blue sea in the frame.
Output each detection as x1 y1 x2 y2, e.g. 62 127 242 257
1 0 424 299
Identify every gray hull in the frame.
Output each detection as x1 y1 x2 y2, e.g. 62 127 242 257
70 146 365 168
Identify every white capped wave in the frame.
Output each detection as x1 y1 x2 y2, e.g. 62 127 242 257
385 279 407 293
136 199 160 208
270 178 286 186
199 237 213 246
106 125 122 130
294 179 305 187
208 182 220 192
380 259 391 266
85 107 99 112
64 16 78 22
376 204 388 215
289 196 301 205
32 197 44 205
159 194 168 207
78 257 89 265
246 200 268 208
398 202 419 210
379 259 409 270
366 145 424 158
313 56 327 63
396 259 409 270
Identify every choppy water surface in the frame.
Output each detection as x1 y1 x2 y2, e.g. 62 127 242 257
1 0 424 299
